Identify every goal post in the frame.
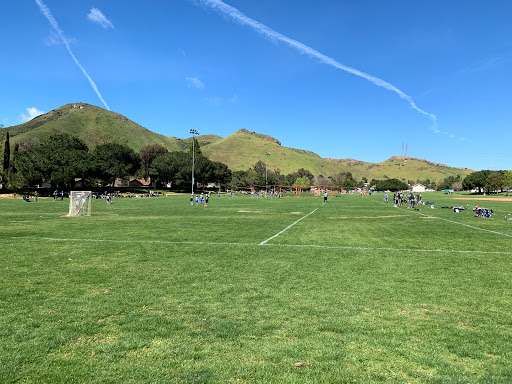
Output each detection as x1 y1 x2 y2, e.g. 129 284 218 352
67 191 92 217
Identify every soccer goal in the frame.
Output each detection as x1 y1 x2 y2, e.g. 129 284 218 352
66 191 92 217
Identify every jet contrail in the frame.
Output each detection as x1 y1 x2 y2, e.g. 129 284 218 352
34 0 110 110
198 0 436 123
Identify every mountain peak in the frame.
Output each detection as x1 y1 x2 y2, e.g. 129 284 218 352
235 129 281 146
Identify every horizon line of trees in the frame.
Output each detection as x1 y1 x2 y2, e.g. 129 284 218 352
0 133 232 191
1 133 510 193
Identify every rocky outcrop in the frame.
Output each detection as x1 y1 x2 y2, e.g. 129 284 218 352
291 148 320 157
236 129 281 145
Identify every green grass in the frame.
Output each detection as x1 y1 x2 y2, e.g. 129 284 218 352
1 192 511 383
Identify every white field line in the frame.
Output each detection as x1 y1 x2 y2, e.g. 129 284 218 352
374 201 512 238
259 207 319 245
410 208 512 238
7 236 243 247
5 235 512 255
261 242 512 255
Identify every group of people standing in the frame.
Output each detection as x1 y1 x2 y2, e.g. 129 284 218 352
190 192 210 207
53 190 64 200
392 191 422 208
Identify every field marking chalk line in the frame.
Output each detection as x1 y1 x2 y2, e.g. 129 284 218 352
261 242 512 255
373 200 512 238
259 207 319 245
410 207 512 238
6 236 243 247
5 235 512 255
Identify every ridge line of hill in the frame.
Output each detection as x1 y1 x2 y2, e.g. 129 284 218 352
0 103 474 181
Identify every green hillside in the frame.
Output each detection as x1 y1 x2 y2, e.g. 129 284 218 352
1 103 473 183
201 129 336 176
201 129 473 182
175 134 224 151
2 103 182 153
324 156 474 182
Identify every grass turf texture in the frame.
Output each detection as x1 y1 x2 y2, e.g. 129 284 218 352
1 192 511 383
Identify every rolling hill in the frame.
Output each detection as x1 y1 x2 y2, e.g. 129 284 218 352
1 103 473 182
201 129 473 181
2 103 183 152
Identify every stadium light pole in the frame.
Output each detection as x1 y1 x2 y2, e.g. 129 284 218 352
265 152 270 193
190 129 199 196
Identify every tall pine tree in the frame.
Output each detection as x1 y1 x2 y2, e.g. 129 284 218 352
2 131 10 182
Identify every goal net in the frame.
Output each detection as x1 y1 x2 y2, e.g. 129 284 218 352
67 191 92 217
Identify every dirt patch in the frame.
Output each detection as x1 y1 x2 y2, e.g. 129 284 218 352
237 210 262 213
454 197 512 202
290 212 303 215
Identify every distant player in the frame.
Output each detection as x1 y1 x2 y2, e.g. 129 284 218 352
408 193 415 208
324 191 328 203
190 194 194 205
205 194 209 207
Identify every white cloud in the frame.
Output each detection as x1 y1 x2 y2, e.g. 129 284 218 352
186 76 205 89
461 55 511 74
35 0 110 110
87 8 115 29
44 30 77 46
198 0 437 125
204 96 223 105
20 107 45 123
202 95 238 106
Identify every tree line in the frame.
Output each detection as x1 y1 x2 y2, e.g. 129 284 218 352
461 170 512 193
228 164 411 191
1 133 231 191
1 133 510 193
230 163 512 194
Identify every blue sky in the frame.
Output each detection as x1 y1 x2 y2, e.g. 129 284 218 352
1 0 511 171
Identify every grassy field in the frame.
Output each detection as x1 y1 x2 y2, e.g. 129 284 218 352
1 192 511 383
